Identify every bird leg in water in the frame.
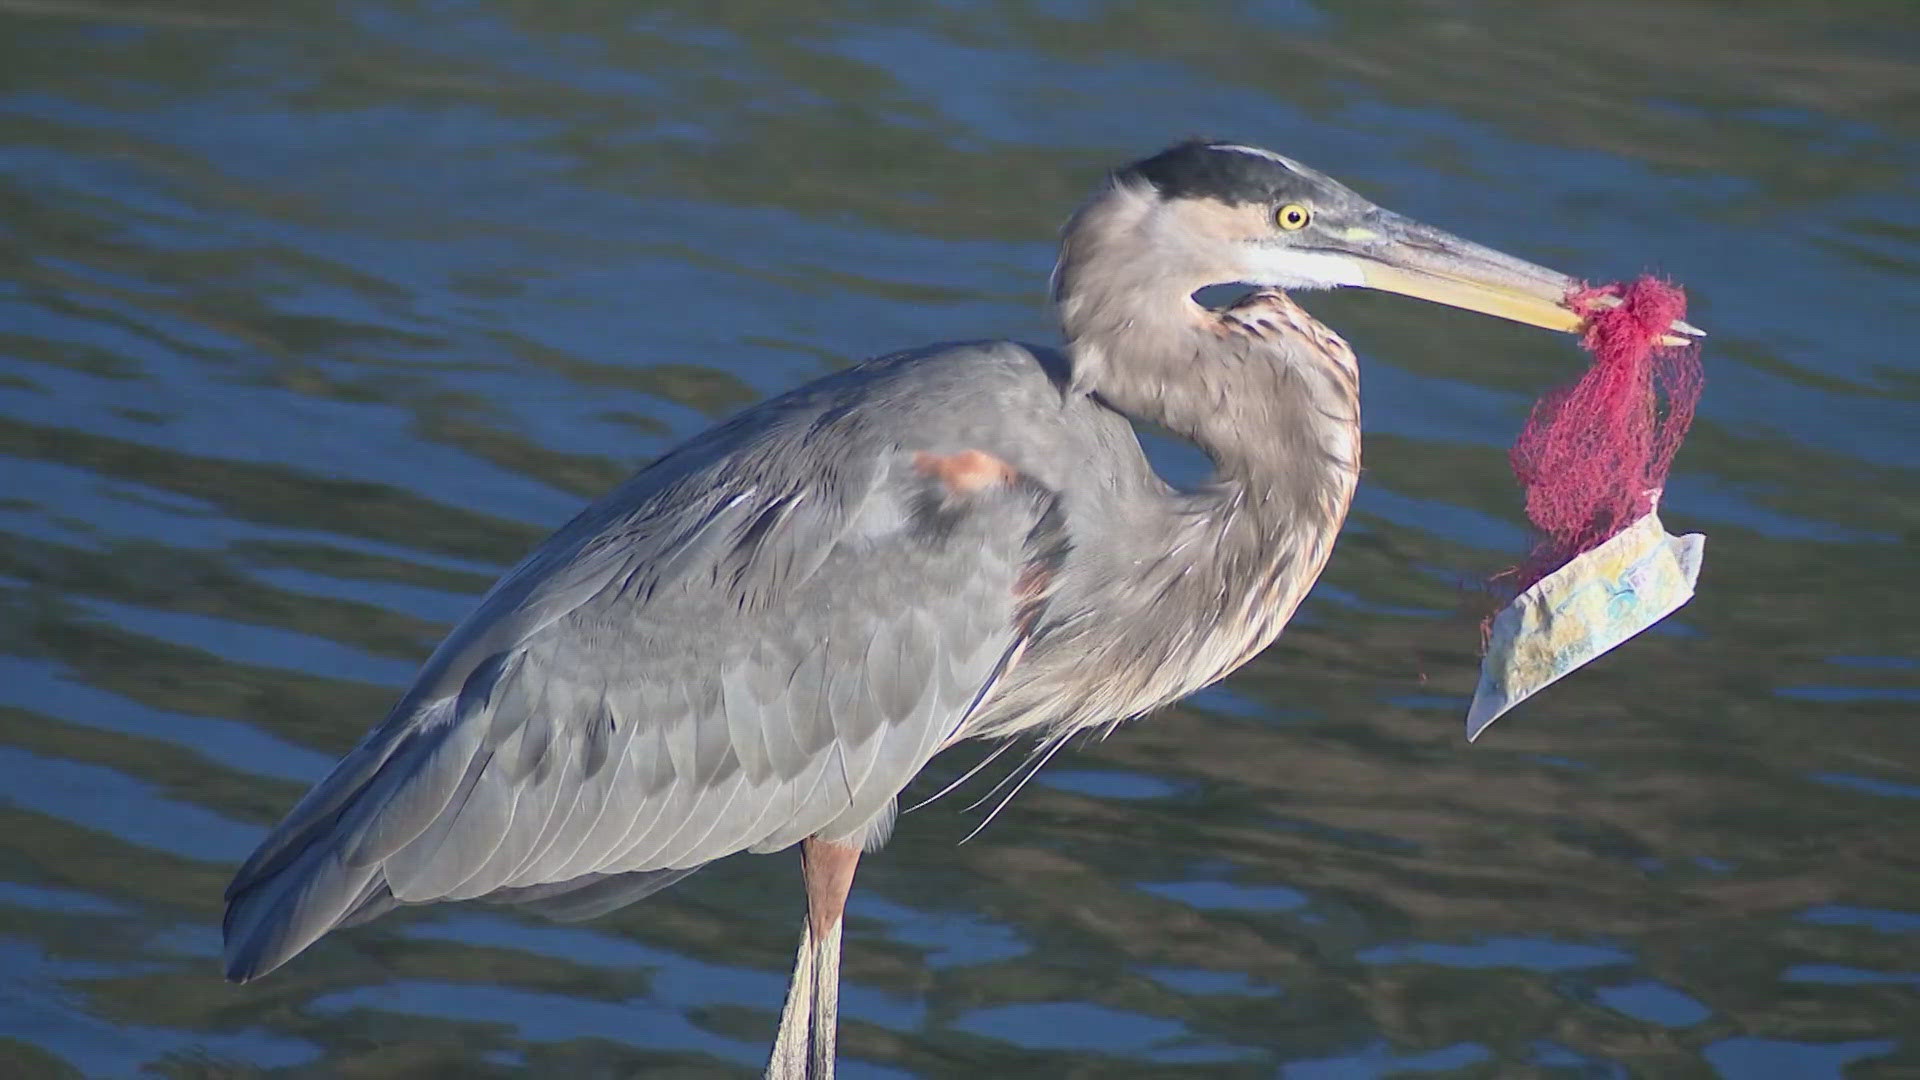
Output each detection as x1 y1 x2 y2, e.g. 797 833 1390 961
766 837 860 1080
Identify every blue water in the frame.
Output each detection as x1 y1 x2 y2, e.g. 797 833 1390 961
1 1 1916 1076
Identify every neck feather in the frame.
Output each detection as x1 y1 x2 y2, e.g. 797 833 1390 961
1060 279 1360 522
1056 273 1364 692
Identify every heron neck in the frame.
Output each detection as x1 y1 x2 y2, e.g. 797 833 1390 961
1063 289 1361 525
1050 288 1361 702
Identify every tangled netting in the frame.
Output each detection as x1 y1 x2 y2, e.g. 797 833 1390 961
1507 276 1702 594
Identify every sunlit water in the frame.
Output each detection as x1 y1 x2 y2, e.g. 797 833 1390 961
2 2 1916 1077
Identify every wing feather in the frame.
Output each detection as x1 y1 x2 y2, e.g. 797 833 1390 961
526 689 646 883
224 389 1068 981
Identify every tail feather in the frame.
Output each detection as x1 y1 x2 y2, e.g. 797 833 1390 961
223 835 382 982
223 696 466 981
486 865 702 922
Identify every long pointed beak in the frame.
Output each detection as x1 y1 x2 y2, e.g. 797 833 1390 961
1347 212 1703 347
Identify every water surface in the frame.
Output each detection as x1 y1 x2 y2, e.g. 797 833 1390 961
2 1 1917 1076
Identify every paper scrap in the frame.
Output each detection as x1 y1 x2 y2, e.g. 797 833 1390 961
1467 512 1703 741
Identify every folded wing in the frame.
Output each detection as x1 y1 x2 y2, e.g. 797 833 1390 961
223 429 1065 981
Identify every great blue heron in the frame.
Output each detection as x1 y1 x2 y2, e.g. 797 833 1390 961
222 140 1699 1076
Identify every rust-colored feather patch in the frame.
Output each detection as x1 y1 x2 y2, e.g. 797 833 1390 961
913 449 1016 496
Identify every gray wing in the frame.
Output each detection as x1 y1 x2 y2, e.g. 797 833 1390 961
223 365 1070 981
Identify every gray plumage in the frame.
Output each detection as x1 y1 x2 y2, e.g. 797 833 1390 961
222 140 1698 1076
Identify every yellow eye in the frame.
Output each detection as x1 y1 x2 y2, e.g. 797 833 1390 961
1275 203 1311 230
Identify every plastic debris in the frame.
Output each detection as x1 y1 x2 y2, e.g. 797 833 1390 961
1468 278 1704 740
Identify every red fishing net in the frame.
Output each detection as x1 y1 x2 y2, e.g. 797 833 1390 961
1506 276 1702 594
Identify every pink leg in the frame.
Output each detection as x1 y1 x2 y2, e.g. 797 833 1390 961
765 837 860 1080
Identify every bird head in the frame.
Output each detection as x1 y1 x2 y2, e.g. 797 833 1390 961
1056 140 1700 346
